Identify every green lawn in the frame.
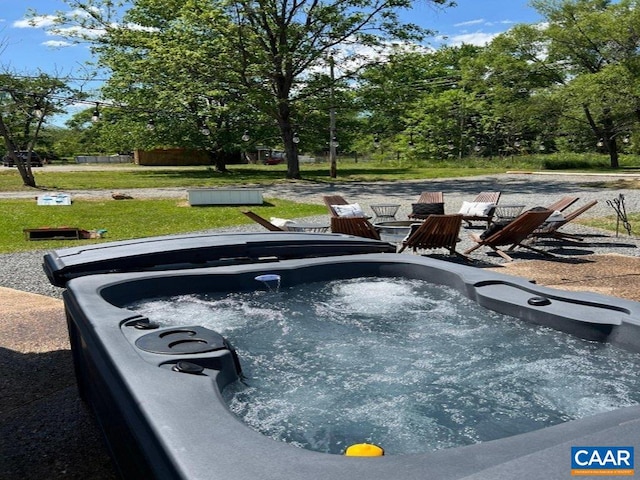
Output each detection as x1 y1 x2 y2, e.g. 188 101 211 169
0 162 507 192
2 198 326 253
2 153 639 192
1 156 638 253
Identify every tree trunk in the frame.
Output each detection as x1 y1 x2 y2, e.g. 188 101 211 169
207 150 228 172
607 139 620 169
0 115 37 187
601 110 619 169
277 104 300 179
582 103 619 169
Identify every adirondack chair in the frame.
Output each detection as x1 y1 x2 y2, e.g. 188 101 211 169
242 210 285 231
463 209 554 261
398 214 464 258
459 191 501 228
330 216 381 240
531 200 598 242
323 195 350 217
546 196 580 212
408 191 445 220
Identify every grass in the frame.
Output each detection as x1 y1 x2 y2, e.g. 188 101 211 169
1 154 638 252
1 152 639 192
1 198 326 253
579 212 639 235
0 163 507 192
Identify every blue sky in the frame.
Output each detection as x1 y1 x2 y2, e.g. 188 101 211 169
1 0 541 124
1 0 542 76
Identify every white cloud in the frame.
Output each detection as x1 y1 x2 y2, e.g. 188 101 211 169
50 25 106 39
119 22 159 33
69 8 96 18
42 40 74 48
454 19 485 27
447 31 500 46
13 15 57 29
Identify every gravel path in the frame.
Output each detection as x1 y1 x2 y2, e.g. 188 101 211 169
1 172 638 299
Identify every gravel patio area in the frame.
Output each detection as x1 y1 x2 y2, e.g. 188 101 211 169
1 171 639 479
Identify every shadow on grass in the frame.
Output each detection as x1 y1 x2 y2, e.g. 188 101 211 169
128 168 287 182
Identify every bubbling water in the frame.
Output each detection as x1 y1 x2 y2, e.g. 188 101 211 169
127 277 640 455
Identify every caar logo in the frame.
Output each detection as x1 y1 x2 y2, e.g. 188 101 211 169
571 446 634 476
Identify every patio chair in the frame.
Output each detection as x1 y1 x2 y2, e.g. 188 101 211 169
241 210 285 231
323 195 369 218
546 196 580 212
463 209 554 262
323 195 350 217
330 216 381 240
530 200 598 242
407 191 445 220
459 191 501 228
398 214 465 258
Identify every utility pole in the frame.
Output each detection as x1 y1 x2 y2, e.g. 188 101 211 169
329 53 337 178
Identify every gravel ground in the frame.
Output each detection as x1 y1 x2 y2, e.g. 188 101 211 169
0 171 639 480
1 172 638 299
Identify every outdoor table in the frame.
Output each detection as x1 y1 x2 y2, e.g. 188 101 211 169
493 204 525 223
285 223 330 233
370 203 401 223
374 220 421 244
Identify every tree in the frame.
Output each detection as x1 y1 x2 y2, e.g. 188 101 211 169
356 45 479 159
0 73 74 187
459 25 564 156
79 0 256 171
530 0 640 167
224 0 455 178
39 0 453 178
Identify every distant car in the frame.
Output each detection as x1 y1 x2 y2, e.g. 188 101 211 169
265 151 285 165
40 152 60 163
2 151 43 167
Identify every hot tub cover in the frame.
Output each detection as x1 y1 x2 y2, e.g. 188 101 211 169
43 232 396 287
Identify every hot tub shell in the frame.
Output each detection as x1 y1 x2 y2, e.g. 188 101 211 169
48 233 640 480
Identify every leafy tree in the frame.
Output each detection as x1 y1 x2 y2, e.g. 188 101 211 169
356 45 480 159
0 72 75 186
39 0 453 178
459 24 565 156
529 0 640 167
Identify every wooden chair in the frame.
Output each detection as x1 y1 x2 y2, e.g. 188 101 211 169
414 191 444 204
322 195 350 217
398 214 464 257
460 191 501 228
531 200 598 242
546 196 580 212
330 217 381 240
408 191 445 220
241 210 285 231
463 209 554 261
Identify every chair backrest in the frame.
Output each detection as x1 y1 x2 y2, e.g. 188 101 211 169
483 209 552 246
242 210 284 231
415 191 444 204
402 214 462 251
323 195 349 217
330 217 380 240
562 200 598 223
547 196 579 212
474 191 501 204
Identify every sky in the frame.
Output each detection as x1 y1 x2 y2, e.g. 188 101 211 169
1 0 543 76
0 0 542 121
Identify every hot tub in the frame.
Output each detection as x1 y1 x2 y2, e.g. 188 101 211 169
45 233 640 480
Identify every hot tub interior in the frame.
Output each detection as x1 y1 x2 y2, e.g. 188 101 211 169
125 275 640 456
